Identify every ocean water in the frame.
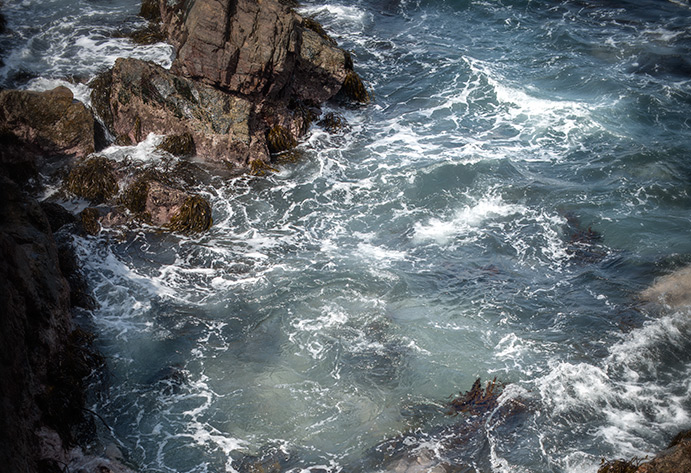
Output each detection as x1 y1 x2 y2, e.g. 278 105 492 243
2 0 691 471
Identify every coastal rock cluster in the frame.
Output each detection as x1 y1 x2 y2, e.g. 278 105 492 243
1 0 367 236
0 0 365 471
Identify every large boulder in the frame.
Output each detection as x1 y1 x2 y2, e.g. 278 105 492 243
0 86 97 180
0 86 95 157
91 58 261 165
164 0 352 104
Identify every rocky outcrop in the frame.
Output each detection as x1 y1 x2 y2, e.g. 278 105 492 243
599 430 691 473
0 86 97 180
0 176 88 473
91 58 259 163
93 0 368 170
166 0 351 104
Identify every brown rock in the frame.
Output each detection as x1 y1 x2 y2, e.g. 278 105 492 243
170 0 301 98
164 0 353 104
637 434 691 473
640 264 691 309
0 86 96 160
93 58 260 165
145 180 191 226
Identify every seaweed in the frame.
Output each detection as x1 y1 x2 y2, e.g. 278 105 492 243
302 17 337 45
139 0 161 21
120 176 150 215
128 22 167 45
266 125 297 155
341 70 370 104
249 159 278 176
669 429 691 448
288 98 318 136
65 156 118 203
156 132 195 157
80 207 100 236
447 377 502 417
598 457 646 473
168 195 213 234
317 112 348 133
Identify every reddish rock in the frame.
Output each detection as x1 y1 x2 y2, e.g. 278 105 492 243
145 180 191 227
92 58 262 165
637 434 691 473
167 0 351 104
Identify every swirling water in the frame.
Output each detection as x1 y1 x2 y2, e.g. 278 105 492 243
2 0 691 471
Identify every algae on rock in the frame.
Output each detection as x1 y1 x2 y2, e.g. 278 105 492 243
65 156 118 204
168 195 213 234
266 125 297 155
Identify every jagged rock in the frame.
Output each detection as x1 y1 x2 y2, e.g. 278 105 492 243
599 431 691 473
166 0 351 103
637 432 691 473
91 58 259 165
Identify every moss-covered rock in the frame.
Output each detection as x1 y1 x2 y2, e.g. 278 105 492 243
64 156 118 203
249 159 278 176
120 176 151 216
156 133 195 156
127 22 167 45
266 125 297 155
168 195 213 234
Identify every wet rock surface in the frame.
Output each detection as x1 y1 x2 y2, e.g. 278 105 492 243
92 0 368 170
92 58 257 164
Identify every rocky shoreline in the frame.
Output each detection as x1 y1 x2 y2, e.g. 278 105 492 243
1 0 690 471
0 0 365 471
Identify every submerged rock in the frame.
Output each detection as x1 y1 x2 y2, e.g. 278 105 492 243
640 264 691 309
447 377 502 417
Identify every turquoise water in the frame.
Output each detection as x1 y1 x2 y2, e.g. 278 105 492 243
2 0 691 471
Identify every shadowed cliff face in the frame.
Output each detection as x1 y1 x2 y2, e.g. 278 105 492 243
0 176 73 473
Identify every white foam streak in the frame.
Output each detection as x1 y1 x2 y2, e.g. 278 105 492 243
413 194 524 245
